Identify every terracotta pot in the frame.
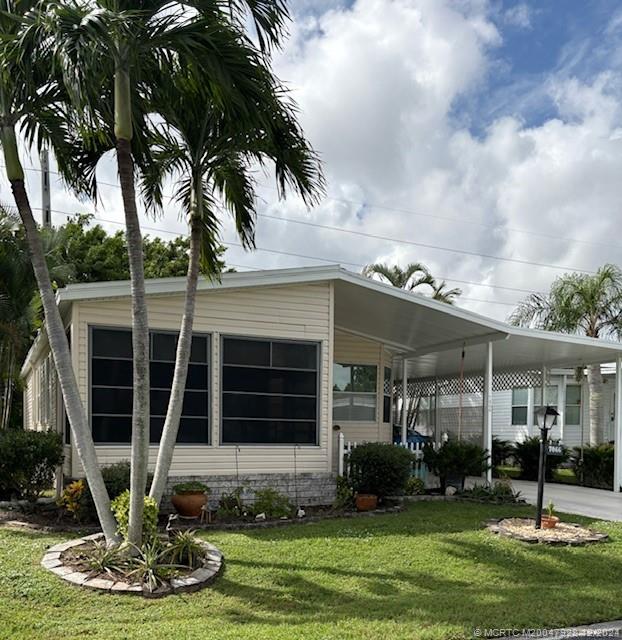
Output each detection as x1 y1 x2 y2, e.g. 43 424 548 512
355 493 378 512
171 492 208 518
541 515 560 529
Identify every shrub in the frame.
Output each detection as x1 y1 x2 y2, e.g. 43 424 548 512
423 440 489 493
405 476 426 496
348 443 413 498
0 429 63 501
173 481 210 495
166 530 206 569
512 437 569 481
492 437 514 469
253 488 292 519
333 475 355 510
459 479 522 503
571 444 614 489
110 490 159 543
127 540 177 592
57 479 87 521
217 486 247 519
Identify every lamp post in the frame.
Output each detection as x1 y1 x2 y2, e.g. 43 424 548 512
534 405 559 529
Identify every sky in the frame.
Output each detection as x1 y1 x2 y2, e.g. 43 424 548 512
4 0 622 321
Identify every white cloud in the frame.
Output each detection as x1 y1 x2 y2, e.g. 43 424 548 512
502 3 532 30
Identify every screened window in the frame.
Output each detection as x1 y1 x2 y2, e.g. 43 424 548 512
533 385 559 425
90 327 210 444
221 337 319 444
383 367 392 423
333 363 377 422
37 355 52 426
565 384 582 426
511 387 528 426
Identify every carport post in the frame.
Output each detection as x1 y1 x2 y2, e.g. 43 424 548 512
483 341 493 484
614 356 622 492
401 359 408 444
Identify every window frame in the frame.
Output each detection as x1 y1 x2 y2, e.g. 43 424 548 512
332 362 379 423
219 334 321 447
88 325 212 446
564 383 582 427
511 387 528 427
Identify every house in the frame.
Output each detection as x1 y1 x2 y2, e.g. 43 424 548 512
20 265 622 501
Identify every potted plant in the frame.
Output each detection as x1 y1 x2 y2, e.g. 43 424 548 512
541 500 560 529
348 443 413 511
171 481 210 518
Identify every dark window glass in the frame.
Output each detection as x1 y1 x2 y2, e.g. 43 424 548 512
222 393 317 420
65 415 70 445
223 366 316 396
222 419 316 444
150 361 174 388
223 338 270 367
383 395 391 424
190 336 208 364
150 417 209 444
511 407 528 426
271 342 317 370
150 389 207 417
92 415 132 443
92 328 132 359
92 358 133 387
152 332 177 361
92 387 133 415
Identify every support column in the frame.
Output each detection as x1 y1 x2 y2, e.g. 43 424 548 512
483 342 493 484
614 356 622 492
401 359 408 444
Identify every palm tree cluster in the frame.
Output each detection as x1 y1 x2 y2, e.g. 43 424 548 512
0 0 323 544
362 262 461 304
510 264 622 445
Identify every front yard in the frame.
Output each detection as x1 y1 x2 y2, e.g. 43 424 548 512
2 502 622 640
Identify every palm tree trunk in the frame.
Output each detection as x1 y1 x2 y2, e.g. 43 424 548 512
1 127 118 542
149 217 202 504
116 137 150 546
587 364 603 446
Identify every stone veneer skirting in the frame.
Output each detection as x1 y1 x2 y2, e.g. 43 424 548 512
164 472 336 512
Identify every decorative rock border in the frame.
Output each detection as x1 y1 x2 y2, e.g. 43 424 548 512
486 518 609 546
41 533 224 598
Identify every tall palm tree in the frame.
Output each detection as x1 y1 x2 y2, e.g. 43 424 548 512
144 65 323 503
38 0 296 545
510 264 622 445
362 262 461 304
0 1 119 542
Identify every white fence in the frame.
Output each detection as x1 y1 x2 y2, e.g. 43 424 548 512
337 432 436 480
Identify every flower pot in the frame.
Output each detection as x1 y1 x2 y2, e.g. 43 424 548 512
541 515 560 529
355 493 377 512
171 492 208 518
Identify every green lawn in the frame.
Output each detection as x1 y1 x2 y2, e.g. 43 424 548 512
2 502 622 640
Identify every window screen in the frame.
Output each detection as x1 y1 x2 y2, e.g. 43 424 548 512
511 387 528 426
333 363 378 421
221 337 319 444
90 327 210 444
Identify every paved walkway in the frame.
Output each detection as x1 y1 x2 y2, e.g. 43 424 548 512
511 480 622 521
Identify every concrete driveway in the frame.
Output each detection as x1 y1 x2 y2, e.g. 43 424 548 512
511 480 622 521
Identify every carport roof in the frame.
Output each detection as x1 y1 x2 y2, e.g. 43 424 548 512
23 264 622 378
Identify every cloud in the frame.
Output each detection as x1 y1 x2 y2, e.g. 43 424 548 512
502 3 532 30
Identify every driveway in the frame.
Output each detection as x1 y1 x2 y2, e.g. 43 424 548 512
511 480 622 521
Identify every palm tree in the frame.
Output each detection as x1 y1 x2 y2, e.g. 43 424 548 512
510 264 622 445
0 2 119 542
38 0 297 545
362 262 461 303
144 64 323 504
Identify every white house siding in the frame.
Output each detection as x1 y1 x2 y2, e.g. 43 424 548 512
69 282 332 480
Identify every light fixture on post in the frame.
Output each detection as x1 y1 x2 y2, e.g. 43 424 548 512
534 405 559 529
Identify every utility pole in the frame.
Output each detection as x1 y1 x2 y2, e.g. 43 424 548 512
40 148 51 227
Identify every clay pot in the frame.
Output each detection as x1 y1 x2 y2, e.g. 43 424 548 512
541 515 560 529
355 493 378 512
171 492 208 518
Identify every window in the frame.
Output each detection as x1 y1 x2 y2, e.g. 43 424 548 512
38 355 52 425
383 367 392 423
565 384 582 425
533 385 559 425
221 337 319 444
511 387 528 426
90 327 210 444
333 363 377 421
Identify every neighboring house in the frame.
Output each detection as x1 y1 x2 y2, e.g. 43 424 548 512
21 265 622 501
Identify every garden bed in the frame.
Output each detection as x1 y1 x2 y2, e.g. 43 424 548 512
486 517 609 545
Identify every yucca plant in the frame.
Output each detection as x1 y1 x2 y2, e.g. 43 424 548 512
82 540 128 579
166 530 206 569
127 541 182 592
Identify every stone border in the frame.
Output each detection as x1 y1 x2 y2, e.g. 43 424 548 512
41 533 224 598
485 518 609 546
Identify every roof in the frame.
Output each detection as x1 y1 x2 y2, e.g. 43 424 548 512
21 264 622 378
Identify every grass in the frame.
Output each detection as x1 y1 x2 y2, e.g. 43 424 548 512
2 502 622 639
496 465 579 485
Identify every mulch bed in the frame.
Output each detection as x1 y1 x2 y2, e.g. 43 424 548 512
486 517 609 545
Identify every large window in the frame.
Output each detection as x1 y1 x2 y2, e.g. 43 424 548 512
221 336 319 444
90 327 210 444
511 387 528 426
565 384 582 426
333 363 377 421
